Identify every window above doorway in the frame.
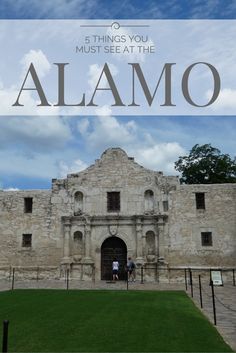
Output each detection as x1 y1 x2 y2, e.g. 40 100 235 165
107 192 120 212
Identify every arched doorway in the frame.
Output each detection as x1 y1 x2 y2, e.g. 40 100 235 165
101 237 127 280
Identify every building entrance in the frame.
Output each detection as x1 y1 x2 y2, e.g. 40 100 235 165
101 237 127 280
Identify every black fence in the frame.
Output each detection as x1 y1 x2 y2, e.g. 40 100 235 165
1 321 9 353
138 265 236 287
0 265 235 291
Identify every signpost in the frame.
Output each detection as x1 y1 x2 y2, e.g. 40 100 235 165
210 270 223 286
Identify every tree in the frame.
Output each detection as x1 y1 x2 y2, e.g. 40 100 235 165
174 144 236 184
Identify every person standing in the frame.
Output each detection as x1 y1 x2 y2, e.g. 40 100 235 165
127 257 136 282
112 258 119 281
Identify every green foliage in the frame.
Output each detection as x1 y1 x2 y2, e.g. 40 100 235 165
0 290 232 352
175 144 236 184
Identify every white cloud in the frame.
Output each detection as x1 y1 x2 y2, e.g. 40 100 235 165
0 85 60 115
95 105 112 116
0 116 72 152
20 49 51 79
0 86 35 115
206 88 236 110
80 115 137 149
3 187 19 191
58 159 88 178
77 118 90 135
0 49 60 115
88 63 118 93
76 110 186 174
132 143 185 173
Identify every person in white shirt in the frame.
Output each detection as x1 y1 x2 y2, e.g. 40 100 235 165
112 258 119 281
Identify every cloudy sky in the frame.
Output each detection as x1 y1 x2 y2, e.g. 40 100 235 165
1 0 236 19
0 1 236 189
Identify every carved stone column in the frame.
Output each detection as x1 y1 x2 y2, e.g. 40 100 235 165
155 230 159 258
142 233 146 258
153 219 159 259
61 219 72 264
82 217 94 281
158 219 165 260
136 218 144 264
157 215 169 283
83 217 93 263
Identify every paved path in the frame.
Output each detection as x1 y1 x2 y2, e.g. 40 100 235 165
1 279 235 351
188 283 236 351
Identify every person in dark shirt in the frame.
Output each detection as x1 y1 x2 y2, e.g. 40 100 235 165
127 257 136 282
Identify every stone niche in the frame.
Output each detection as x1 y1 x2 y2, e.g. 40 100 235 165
144 190 154 213
72 231 83 262
146 231 156 262
74 191 83 215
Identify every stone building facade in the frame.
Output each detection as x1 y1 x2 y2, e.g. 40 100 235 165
0 148 235 282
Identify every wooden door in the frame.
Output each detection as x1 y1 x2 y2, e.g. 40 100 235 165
101 237 127 280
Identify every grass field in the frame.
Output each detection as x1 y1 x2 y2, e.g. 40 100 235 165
0 289 232 352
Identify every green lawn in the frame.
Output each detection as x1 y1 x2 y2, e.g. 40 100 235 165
0 290 232 352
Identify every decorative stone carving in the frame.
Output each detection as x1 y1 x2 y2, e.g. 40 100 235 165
147 254 156 262
109 224 118 236
73 255 82 262
159 182 177 194
74 209 83 216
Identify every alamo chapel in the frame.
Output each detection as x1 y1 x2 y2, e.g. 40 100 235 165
0 147 235 282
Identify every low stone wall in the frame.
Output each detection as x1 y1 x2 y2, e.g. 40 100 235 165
165 267 235 285
0 265 235 285
0 266 60 280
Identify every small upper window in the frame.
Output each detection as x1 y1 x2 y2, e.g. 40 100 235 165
195 193 205 210
22 234 32 248
163 201 169 212
201 232 212 246
24 198 33 213
107 192 120 212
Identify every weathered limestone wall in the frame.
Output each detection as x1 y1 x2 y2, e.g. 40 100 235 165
0 190 62 267
167 184 236 268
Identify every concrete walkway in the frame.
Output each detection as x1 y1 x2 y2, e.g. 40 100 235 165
187 283 236 351
1 279 235 351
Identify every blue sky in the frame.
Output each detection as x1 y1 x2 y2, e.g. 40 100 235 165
1 0 236 19
0 1 236 190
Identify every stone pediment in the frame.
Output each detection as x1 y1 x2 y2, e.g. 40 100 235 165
53 147 179 191
67 147 163 178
